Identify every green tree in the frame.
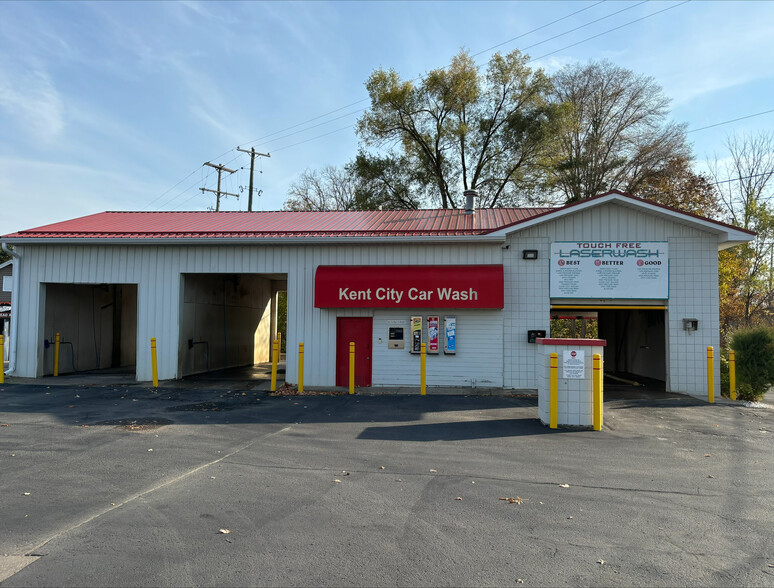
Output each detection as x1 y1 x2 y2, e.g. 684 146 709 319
710 132 774 328
356 49 563 209
550 60 690 202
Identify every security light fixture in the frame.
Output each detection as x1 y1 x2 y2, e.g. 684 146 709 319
522 249 538 260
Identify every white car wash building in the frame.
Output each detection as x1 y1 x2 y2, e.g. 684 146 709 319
1 190 753 398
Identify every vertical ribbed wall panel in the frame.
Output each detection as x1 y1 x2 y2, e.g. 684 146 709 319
11 241 503 384
502 202 720 396
11 206 719 394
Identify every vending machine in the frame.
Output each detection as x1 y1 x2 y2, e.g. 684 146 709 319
427 316 440 354
444 316 456 354
410 316 422 354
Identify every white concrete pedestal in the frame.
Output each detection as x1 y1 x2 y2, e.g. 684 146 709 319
537 338 606 427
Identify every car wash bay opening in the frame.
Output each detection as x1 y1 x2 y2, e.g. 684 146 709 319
551 306 667 387
1 191 754 398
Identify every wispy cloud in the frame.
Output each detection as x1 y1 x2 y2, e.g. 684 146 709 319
0 64 64 143
0 156 159 234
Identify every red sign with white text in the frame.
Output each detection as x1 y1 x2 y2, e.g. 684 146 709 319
314 265 504 309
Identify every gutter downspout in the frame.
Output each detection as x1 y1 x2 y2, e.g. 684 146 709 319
1 242 19 376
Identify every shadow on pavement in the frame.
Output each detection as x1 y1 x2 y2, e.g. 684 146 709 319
357 417 569 441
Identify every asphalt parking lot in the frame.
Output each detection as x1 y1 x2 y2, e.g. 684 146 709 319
1 379 773 587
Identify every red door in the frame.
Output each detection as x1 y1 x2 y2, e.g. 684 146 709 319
336 317 372 387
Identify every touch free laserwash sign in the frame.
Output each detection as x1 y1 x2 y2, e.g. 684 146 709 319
550 242 668 299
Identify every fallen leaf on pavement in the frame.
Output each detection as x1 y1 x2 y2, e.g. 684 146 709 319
456 497 462 501
218 529 231 534
379 466 385 470
429 469 437 473
333 479 341 483
23 492 30 496
707 475 714 478
1 424 8 427
704 454 712 457
597 559 606 565
148 449 153 452
559 484 570 488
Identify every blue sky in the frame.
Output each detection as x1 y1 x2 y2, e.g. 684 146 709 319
1 0 773 235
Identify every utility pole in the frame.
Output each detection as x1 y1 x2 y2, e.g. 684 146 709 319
236 147 270 211
200 162 239 211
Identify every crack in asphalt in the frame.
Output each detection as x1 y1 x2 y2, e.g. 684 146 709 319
18 426 292 558
219 460 721 497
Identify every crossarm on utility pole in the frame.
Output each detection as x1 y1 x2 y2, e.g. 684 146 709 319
202 162 238 211
236 147 270 211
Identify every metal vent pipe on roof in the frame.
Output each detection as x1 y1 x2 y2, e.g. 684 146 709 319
464 189 478 214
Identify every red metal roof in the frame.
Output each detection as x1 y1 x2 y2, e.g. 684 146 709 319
2 191 753 241
3 208 553 239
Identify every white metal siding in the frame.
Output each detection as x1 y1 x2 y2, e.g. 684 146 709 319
11 201 725 397
503 202 720 398
13 242 502 384
371 309 503 388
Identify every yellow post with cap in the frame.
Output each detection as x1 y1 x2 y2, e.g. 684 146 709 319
549 352 558 429
349 342 355 395
150 337 158 387
270 338 279 392
54 332 61 377
420 342 426 395
298 342 304 393
593 353 603 431
707 346 714 403
729 350 736 401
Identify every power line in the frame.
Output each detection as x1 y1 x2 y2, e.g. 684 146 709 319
687 109 774 134
161 1 694 211
230 3 694 160
712 172 774 187
470 1 608 58
249 1 684 155
143 2 643 210
240 1 648 153
529 0 691 62
271 124 356 154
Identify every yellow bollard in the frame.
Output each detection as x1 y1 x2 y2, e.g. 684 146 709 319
54 332 61 377
298 342 304 393
270 339 278 392
707 346 714 403
549 352 558 429
150 337 158 387
593 353 603 431
729 350 736 401
0 334 4 384
420 342 426 395
349 342 355 395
